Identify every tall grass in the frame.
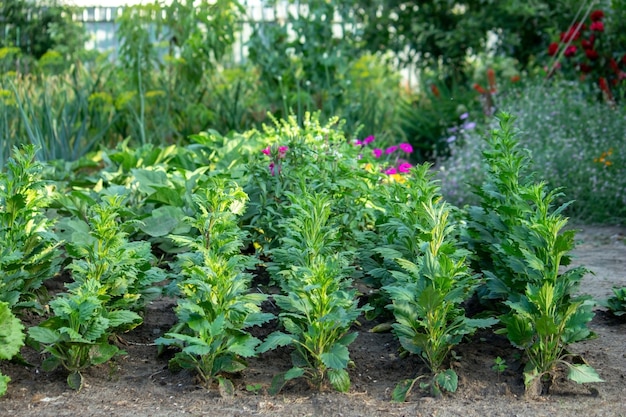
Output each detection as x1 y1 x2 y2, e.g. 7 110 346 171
436 81 626 224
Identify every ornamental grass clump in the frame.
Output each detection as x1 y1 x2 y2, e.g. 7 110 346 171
259 190 370 393
156 178 273 395
465 113 602 397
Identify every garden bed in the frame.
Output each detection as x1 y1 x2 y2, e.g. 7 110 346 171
1 225 625 417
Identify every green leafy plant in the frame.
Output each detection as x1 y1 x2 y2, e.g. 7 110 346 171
259 191 370 393
492 356 508 382
381 165 496 400
0 145 61 311
60 194 166 313
602 287 626 318
156 178 272 394
0 301 26 396
28 278 140 390
466 112 602 396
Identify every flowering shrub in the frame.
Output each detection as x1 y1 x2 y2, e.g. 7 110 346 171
354 135 414 182
547 9 626 101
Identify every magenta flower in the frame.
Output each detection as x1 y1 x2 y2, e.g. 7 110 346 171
278 146 288 157
398 162 412 173
354 139 364 146
384 167 397 175
399 143 413 153
269 162 275 176
372 148 383 158
386 145 398 154
363 135 375 145
262 146 271 156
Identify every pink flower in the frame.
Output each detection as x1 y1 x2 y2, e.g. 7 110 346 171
269 162 276 176
363 135 375 145
354 139 364 146
399 143 413 153
262 146 271 156
372 148 383 158
384 167 397 175
278 146 288 157
385 145 398 154
398 163 412 173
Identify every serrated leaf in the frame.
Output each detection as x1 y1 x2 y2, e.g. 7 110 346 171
0 302 25 360
28 326 59 345
567 364 604 384
434 369 458 392
327 368 350 392
320 343 350 370
0 374 9 397
257 332 293 353
228 335 260 357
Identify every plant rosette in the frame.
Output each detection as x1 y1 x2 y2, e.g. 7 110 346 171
547 9 626 101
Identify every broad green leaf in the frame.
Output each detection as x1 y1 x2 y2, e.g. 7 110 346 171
284 367 305 380
41 356 61 372
435 369 458 392
0 373 9 397
320 343 350 370
567 364 604 384
391 378 416 402
327 368 350 392
28 326 59 345
268 373 287 396
140 206 183 237
228 335 260 357
501 314 534 349
91 343 120 365
0 302 25 360
257 332 293 353
67 371 83 391
217 376 235 397
106 310 142 328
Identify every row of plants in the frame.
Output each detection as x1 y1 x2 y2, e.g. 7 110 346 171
2 112 619 401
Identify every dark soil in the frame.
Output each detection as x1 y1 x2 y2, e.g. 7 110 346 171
1 225 625 417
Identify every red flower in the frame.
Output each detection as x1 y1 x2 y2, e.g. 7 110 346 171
548 42 559 56
581 38 594 50
487 68 497 93
590 10 604 22
585 49 599 60
579 63 593 74
599 77 613 101
430 84 440 98
590 21 604 32
560 25 583 42
610 58 620 74
473 83 487 95
564 45 577 57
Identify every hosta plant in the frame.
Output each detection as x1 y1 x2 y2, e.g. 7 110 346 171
0 301 26 396
28 278 140 390
0 145 62 311
156 178 272 394
382 165 496 400
466 113 602 396
259 191 369 393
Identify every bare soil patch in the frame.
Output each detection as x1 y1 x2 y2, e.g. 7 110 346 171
2 225 625 417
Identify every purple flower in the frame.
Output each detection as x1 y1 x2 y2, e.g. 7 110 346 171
398 162 412 173
385 145 398 154
447 136 457 143
463 122 476 130
460 112 469 120
269 162 276 176
363 135 375 145
399 143 413 153
372 148 383 158
384 167 397 175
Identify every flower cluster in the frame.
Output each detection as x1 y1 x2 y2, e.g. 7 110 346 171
354 135 414 179
593 148 613 168
261 145 288 176
547 9 626 101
